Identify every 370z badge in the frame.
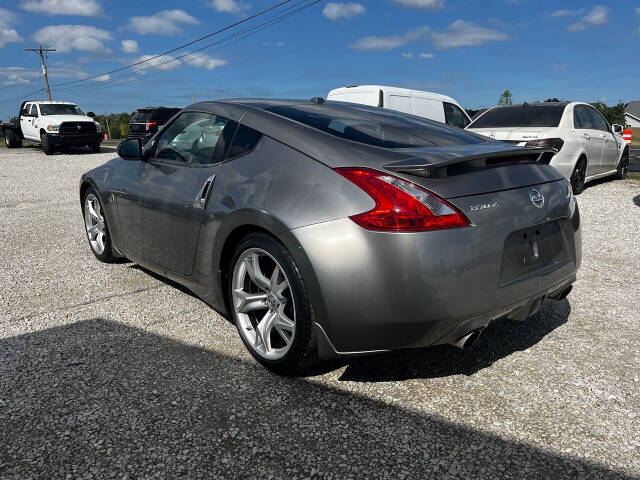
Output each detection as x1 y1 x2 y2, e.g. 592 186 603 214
470 201 499 212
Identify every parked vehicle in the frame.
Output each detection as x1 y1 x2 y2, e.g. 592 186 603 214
466 102 629 194
327 85 471 129
128 106 181 144
80 99 581 374
1 101 103 154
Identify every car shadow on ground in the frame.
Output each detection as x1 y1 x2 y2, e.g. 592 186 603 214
337 299 570 382
22 143 118 154
0 317 631 479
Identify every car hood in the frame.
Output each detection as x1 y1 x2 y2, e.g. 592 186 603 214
466 126 556 142
39 115 97 124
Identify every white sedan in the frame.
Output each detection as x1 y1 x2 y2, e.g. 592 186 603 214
466 102 629 194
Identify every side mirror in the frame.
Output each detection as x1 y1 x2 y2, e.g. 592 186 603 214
87 112 96 118
612 124 623 134
117 138 142 160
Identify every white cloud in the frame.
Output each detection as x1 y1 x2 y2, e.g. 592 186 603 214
636 7 640 15
401 52 413 59
33 25 112 54
120 39 139 53
208 0 250 14
0 7 23 47
19 0 102 16
261 41 285 47
322 3 365 20
350 26 429 51
132 53 227 74
93 74 110 82
568 5 609 32
392 0 444 10
431 20 508 49
129 10 199 35
550 9 583 17
418 52 434 58
183 54 227 70
0 63 88 86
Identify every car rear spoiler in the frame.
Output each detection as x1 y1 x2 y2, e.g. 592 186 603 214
384 147 556 179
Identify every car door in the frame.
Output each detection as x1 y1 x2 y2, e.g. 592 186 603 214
587 107 618 172
124 110 237 276
20 103 37 140
573 105 602 176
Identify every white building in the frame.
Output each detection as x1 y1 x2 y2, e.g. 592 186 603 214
624 101 640 127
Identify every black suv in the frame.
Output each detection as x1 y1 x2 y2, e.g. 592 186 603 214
128 107 181 144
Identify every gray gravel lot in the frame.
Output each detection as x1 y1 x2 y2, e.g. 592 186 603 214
1 145 639 479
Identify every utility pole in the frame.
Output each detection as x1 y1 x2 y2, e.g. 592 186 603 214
25 45 56 101
104 113 112 140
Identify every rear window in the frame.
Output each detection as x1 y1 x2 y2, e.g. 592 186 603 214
152 108 181 123
469 105 566 128
264 104 486 148
131 110 153 123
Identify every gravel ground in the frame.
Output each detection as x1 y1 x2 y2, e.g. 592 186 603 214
1 145 639 479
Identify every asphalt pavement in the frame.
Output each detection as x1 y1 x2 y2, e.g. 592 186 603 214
629 146 640 172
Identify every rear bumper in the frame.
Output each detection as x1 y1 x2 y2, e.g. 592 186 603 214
291 183 581 356
48 133 103 146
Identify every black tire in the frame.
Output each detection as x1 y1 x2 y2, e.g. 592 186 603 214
82 187 116 263
617 149 629 180
228 232 318 375
4 130 21 148
570 157 586 195
91 143 101 153
41 133 54 155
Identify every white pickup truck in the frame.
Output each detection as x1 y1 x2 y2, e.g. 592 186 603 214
1 100 103 155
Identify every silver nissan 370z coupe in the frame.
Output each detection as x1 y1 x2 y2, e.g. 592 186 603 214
80 99 581 374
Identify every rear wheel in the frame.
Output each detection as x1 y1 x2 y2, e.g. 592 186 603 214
83 187 116 263
41 133 54 155
229 233 317 375
570 157 586 195
4 130 21 148
617 149 629 179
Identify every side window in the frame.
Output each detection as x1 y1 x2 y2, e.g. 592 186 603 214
154 112 232 165
22 104 32 116
226 124 262 160
574 106 593 130
586 107 608 132
443 102 470 128
30 104 39 116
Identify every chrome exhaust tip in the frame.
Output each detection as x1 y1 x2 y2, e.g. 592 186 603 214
451 329 483 350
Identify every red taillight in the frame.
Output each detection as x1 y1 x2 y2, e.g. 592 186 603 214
335 167 470 232
145 121 157 131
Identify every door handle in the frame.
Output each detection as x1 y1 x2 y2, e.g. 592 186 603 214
193 174 215 209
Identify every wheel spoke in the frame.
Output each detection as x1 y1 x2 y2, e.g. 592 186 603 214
274 305 294 331
255 310 277 352
96 231 105 251
243 253 270 291
233 289 267 313
87 201 100 221
270 266 288 298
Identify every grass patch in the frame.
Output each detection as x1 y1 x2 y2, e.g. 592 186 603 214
627 173 640 181
631 128 640 145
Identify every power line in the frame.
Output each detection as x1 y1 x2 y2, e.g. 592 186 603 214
51 0 320 97
50 0 295 88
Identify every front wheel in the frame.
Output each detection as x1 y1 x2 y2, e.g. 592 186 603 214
41 133 54 155
570 157 586 195
83 187 116 262
617 150 629 179
229 233 318 375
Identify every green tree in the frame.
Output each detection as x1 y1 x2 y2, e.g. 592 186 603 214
594 101 626 126
498 90 513 105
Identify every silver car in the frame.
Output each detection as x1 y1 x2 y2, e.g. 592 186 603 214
80 99 581 374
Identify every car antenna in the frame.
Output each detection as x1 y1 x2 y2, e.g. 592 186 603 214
310 97 325 104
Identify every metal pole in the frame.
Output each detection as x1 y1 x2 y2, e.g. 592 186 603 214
26 45 56 101
104 113 112 140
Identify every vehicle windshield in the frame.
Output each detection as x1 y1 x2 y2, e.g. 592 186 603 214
468 105 566 128
39 104 85 116
264 103 487 148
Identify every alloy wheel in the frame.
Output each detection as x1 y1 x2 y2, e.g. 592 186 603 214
84 193 107 255
232 248 296 361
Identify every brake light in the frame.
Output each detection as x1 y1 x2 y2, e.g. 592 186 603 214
145 121 157 131
524 138 564 151
335 167 470 232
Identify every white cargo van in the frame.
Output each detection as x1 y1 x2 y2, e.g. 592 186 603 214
326 85 472 129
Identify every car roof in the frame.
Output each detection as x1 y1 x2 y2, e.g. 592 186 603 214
26 101 79 105
488 102 571 109
327 85 459 104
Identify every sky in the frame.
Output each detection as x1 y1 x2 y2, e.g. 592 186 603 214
0 0 639 120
